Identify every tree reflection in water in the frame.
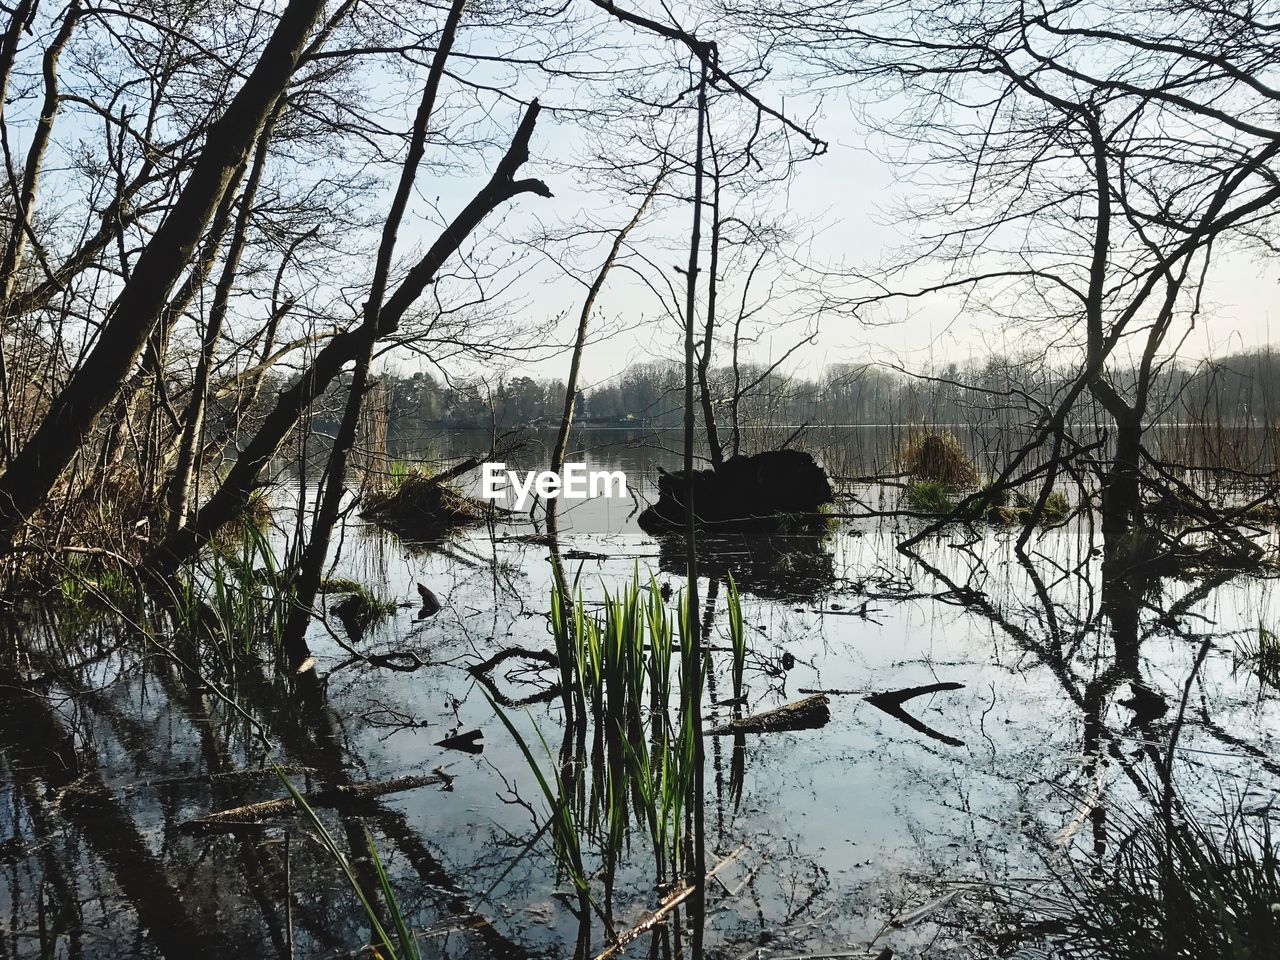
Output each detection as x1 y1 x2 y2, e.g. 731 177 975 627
1 514 1277 958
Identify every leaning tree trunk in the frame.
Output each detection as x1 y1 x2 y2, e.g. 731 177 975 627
280 0 469 671
145 101 551 582
545 175 658 719
680 53 709 960
696 145 724 469
0 0 330 554
167 106 283 535
547 177 660 541
97 158 251 490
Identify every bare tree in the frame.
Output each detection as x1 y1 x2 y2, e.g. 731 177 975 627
725 0 1280 543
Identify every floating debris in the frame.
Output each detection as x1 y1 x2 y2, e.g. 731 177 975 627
865 681 965 747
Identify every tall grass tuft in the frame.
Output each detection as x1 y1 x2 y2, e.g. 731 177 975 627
486 697 590 898
899 429 978 487
1235 622 1280 691
180 524 294 666
906 479 955 514
490 572 709 911
726 573 746 703
1052 802 1280 959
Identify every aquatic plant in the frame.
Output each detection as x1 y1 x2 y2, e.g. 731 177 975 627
319 576 366 594
906 479 955 513
726 573 746 703
383 459 426 491
986 489 1073 526
276 769 422 960
1015 489 1071 524
1235 622 1280 691
178 523 294 664
899 429 978 487
56 556 138 610
485 693 591 917
328 582 397 633
213 488 274 547
1051 802 1280 960
491 573 707 910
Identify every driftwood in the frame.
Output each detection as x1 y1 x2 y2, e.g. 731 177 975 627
593 844 747 960
888 888 964 928
435 729 483 754
179 773 446 832
710 694 830 735
134 765 319 791
865 682 964 747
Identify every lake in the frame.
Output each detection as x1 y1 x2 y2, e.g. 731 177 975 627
1 426 1277 959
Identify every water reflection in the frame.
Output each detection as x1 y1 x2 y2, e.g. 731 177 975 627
2 437 1279 958
652 530 837 601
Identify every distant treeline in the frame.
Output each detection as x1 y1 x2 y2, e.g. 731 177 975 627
367 349 1280 432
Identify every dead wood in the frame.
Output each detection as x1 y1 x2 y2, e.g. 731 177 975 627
467 646 561 707
593 844 747 960
710 694 830 735
132 765 318 791
179 773 445 832
865 682 965 747
434 729 483 754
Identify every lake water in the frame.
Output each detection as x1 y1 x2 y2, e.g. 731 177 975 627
2 427 1278 958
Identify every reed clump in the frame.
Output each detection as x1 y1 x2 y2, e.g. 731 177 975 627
361 470 484 538
490 570 737 920
899 429 978 488
54 555 139 611
1051 803 1280 959
178 524 294 666
1235 622 1280 691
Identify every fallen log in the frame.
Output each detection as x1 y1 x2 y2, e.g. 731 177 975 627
710 694 830 735
178 773 446 832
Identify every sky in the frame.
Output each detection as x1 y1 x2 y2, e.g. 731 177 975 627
24 0 1278 390
406 67 1280 389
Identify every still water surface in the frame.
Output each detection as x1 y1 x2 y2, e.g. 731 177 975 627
2 427 1277 958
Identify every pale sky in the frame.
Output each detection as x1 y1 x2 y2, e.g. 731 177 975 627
406 80 1280 387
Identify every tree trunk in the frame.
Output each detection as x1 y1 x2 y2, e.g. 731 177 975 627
0 0 79 463
696 150 724 468
168 106 283 535
0 0 330 553
145 101 550 579
278 0 466 671
1102 413 1143 536
680 55 709 959
547 177 660 540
